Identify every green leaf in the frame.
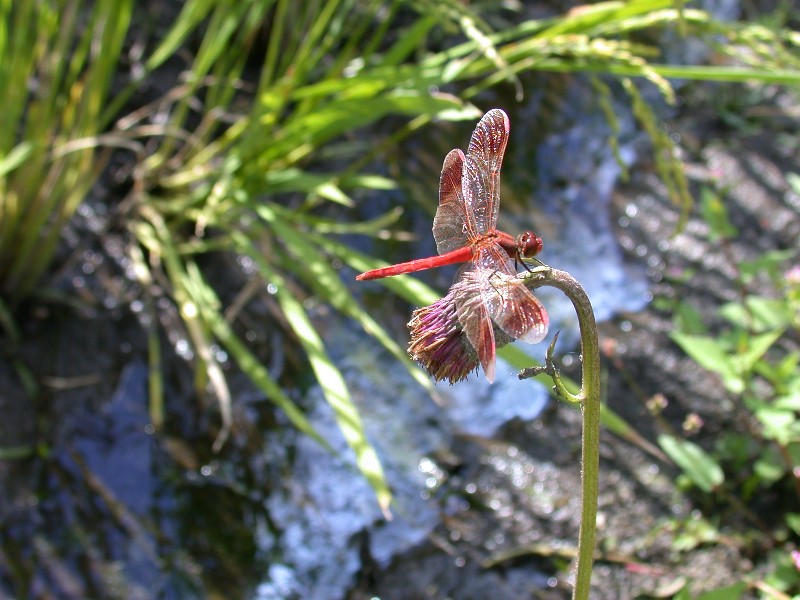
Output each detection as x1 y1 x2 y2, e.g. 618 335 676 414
383 15 438 66
733 329 784 373
500 345 669 460
775 392 800 411
787 172 800 196
276 284 393 513
263 169 354 206
754 406 796 445
595 403 669 461
700 186 737 241
744 296 793 330
271 93 462 162
291 207 403 236
786 512 800 537
658 434 724 493
695 582 746 600
259 204 436 393
754 449 786 484
176 244 324 449
535 0 676 38
738 249 795 283
0 444 36 460
719 297 791 332
774 352 800 385
317 234 441 307
670 332 743 393
672 514 720 552
145 0 216 71
673 301 707 335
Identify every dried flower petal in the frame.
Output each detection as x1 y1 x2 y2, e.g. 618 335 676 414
408 292 478 384
407 283 513 384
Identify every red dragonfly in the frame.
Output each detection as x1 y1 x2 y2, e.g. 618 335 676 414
357 109 549 382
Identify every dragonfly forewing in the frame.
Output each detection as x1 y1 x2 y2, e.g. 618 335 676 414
466 109 509 235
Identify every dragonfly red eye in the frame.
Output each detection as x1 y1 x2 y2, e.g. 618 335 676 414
517 231 543 259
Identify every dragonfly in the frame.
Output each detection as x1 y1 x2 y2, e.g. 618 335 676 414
357 108 549 382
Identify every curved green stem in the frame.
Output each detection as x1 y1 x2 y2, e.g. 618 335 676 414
520 266 601 600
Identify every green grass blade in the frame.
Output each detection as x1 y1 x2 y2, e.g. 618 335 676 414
203 305 328 449
144 0 218 72
133 209 233 448
230 229 392 512
280 206 402 236
383 14 438 65
272 273 393 513
126 240 165 433
135 209 325 448
260 204 437 393
0 142 33 178
316 235 441 307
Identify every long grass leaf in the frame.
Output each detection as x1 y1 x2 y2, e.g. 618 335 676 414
260 204 437 393
384 14 438 66
135 206 324 447
127 240 165 433
622 77 690 225
0 142 33 178
658 434 724 492
135 209 233 448
315 235 441 307
274 206 402 236
261 93 463 167
535 0 676 38
202 303 328 449
273 275 393 513
144 0 218 72
230 228 392 512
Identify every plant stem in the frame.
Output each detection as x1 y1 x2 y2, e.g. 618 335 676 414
520 267 601 600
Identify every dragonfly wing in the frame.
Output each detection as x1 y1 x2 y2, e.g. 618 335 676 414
474 245 549 344
451 268 497 383
433 149 474 255
466 109 509 235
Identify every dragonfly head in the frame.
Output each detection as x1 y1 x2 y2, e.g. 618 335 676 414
516 231 543 259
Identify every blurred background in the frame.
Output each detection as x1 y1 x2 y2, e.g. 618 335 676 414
1 1 799 598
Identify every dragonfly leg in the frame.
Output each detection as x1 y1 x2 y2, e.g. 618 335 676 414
487 269 512 301
516 254 544 273
519 331 582 403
